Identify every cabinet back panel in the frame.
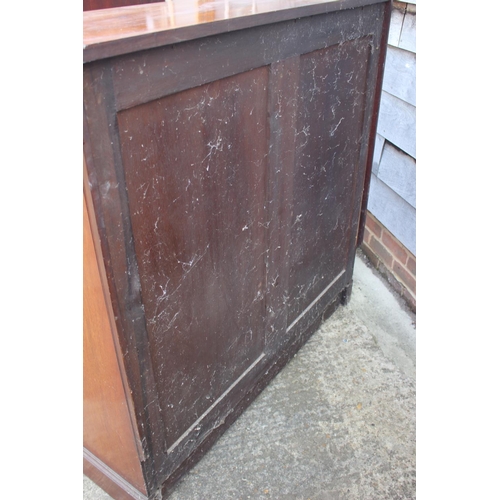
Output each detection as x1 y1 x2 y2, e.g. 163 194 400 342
288 39 372 325
117 67 269 450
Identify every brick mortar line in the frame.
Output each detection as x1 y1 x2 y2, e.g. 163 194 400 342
365 215 415 274
362 218 416 306
361 242 417 308
369 236 416 292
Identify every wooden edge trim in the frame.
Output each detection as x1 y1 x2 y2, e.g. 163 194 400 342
356 0 392 247
340 33 376 279
83 0 390 63
83 155 146 466
84 448 148 500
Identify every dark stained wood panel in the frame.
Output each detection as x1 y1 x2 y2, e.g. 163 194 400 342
288 39 372 325
117 67 269 451
263 56 300 349
83 1 391 496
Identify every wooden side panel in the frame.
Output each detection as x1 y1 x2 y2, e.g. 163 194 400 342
117 67 269 453
287 39 372 325
83 195 146 495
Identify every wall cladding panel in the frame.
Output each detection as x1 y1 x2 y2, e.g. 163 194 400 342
367 174 416 255
377 142 416 209
382 45 416 106
369 0 416 262
377 91 416 159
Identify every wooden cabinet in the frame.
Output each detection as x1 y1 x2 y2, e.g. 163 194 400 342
83 1 391 498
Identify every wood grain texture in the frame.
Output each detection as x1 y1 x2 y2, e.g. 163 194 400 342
372 133 385 175
382 45 416 106
83 0 388 62
264 56 299 351
377 141 416 208
84 449 148 500
388 3 404 47
83 1 391 496
84 0 158 12
117 67 269 452
83 195 146 495
377 90 416 158
367 174 416 255
84 62 168 494
368 1 416 257
288 38 371 325
399 9 416 53
355 0 391 249
110 5 384 112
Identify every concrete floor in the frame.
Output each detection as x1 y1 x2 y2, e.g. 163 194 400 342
84 251 416 499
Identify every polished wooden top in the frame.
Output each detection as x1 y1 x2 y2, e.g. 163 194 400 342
83 0 387 62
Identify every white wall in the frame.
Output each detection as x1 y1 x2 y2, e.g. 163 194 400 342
368 1 416 256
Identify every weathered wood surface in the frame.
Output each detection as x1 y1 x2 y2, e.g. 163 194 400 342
387 2 416 53
399 9 416 53
83 0 388 62
388 4 405 47
368 0 416 258
377 90 416 159
377 142 416 209
372 133 385 176
83 1 391 497
83 195 147 496
383 45 416 106
84 0 158 11
367 174 416 255
288 38 372 326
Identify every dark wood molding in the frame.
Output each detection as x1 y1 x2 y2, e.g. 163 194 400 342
83 62 168 492
84 158 146 466
357 0 393 247
110 8 381 112
83 0 388 62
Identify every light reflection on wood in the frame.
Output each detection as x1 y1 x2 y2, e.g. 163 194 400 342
198 0 216 23
84 0 345 48
166 0 175 27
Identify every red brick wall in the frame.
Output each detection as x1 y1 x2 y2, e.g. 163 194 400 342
361 211 416 311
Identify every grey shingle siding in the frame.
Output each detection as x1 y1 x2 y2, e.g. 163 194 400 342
369 1 416 256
